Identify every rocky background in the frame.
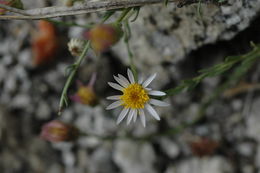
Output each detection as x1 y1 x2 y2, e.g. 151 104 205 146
1 0 260 173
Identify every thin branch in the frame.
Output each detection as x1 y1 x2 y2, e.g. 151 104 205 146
0 0 214 20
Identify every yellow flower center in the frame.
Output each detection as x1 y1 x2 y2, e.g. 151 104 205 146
77 87 97 106
120 84 149 109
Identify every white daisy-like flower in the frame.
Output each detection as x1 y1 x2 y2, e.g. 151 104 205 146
106 69 169 127
67 38 85 57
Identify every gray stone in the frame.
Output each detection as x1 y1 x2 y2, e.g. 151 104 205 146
36 101 51 120
19 49 32 67
75 105 117 135
88 146 116 173
236 142 254 157
77 136 101 148
2 54 14 66
4 72 17 93
11 94 31 109
159 137 180 159
0 63 7 82
241 165 254 173
44 70 64 92
113 140 156 173
165 157 233 173
255 145 260 169
231 99 243 111
246 98 260 142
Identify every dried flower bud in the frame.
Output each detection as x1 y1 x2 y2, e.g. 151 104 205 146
31 20 59 66
70 73 98 106
40 120 79 142
190 137 219 157
67 38 85 57
84 24 123 53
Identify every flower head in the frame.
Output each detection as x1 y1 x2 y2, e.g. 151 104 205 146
70 73 98 106
31 20 59 66
84 24 122 53
40 120 79 142
67 38 85 57
190 137 219 157
106 69 169 127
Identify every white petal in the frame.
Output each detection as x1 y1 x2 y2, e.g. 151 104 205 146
106 100 121 110
139 109 146 127
127 109 135 125
145 104 160 120
106 95 121 100
127 69 135 84
118 74 130 85
117 108 129 124
145 88 152 91
138 75 144 84
150 99 169 107
148 90 166 96
133 110 138 122
142 73 156 87
114 75 128 87
108 82 124 91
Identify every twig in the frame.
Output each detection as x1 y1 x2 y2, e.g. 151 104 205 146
58 41 91 115
0 0 214 20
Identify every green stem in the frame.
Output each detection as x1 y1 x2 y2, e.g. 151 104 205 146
101 10 116 23
58 10 117 115
58 41 91 115
46 19 93 28
123 19 138 81
116 8 132 24
164 45 260 97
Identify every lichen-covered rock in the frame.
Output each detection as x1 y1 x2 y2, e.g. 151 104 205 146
113 0 260 66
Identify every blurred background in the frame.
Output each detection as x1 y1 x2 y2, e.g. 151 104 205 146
1 0 260 173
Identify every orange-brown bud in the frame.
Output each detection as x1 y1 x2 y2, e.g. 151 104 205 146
40 120 79 142
84 24 123 53
31 20 59 66
190 137 219 157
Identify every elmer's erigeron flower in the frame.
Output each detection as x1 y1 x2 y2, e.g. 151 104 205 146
106 69 169 127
